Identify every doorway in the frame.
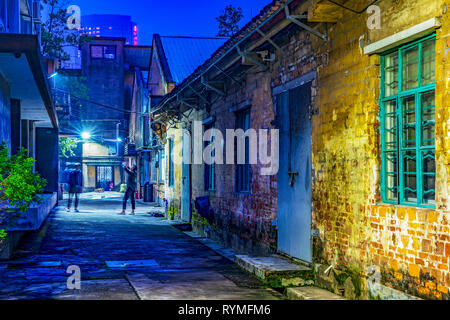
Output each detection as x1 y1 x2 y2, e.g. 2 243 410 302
96 166 114 190
276 81 312 262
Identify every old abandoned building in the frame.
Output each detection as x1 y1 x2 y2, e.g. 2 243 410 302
149 0 450 300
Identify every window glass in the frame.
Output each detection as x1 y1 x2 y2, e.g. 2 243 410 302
384 52 398 97
421 39 435 86
402 96 416 148
421 91 435 146
104 46 116 59
402 46 419 90
91 45 103 58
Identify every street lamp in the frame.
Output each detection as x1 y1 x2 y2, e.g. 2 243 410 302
81 132 91 140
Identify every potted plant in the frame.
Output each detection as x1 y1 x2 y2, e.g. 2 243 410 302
0 143 47 238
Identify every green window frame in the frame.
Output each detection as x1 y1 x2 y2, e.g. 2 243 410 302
380 34 436 208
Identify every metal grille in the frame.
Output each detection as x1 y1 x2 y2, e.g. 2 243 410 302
96 166 114 189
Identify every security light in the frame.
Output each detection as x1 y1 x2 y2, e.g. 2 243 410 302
81 132 91 140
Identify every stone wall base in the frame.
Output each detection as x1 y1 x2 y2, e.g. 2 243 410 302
0 231 25 260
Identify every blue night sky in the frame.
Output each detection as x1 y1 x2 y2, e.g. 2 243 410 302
71 0 271 45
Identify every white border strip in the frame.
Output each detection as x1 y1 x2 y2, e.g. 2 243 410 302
364 18 441 55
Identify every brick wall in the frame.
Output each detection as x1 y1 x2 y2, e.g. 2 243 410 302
310 0 449 299
188 25 316 255
159 0 449 299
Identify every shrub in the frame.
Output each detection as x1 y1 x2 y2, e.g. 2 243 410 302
0 143 47 235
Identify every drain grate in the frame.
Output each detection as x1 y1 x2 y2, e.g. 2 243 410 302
105 260 159 268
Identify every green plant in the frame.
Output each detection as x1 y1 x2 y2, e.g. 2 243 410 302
191 209 209 227
41 0 90 60
0 143 47 234
59 137 78 158
167 206 177 220
0 229 6 239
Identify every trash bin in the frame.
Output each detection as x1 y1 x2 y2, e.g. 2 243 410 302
144 183 154 203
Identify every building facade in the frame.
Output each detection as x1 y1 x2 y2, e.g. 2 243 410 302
124 45 152 198
77 37 128 191
0 0 58 193
81 14 138 46
0 0 59 259
150 0 450 300
147 35 227 207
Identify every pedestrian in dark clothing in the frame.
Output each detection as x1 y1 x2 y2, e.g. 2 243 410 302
67 164 82 212
121 163 137 215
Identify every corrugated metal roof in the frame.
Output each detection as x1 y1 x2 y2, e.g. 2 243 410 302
124 46 152 70
153 0 294 115
159 36 228 84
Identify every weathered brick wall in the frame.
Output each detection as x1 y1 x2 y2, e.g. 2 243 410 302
310 0 449 299
189 26 316 255
190 71 278 254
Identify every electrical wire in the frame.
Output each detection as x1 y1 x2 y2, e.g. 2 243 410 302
326 0 380 14
52 88 148 115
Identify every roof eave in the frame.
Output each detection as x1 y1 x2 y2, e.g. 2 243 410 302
0 33 58 129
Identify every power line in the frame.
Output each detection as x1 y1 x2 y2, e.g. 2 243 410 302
52 88 148 115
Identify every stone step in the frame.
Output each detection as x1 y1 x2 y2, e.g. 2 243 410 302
286 286 345 300
235 255 313 288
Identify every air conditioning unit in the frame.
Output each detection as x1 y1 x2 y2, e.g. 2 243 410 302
32 1 41 24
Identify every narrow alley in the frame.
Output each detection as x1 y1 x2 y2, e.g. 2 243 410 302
1 0 449 304
0 194 282 300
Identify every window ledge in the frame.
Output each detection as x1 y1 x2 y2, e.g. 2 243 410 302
364 18 441 55
374 202 436 211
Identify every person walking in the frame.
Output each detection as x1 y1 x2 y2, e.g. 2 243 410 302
121 163 137 215
67 164 82 212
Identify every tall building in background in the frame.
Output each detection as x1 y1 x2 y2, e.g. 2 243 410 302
81 14 138 46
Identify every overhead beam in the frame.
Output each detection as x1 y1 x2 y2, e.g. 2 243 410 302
256 28 282 53
201 76 226 96
285 6 327 41
188 85 209 104
213 65 242 85
177 95 199 110
236 46 268 70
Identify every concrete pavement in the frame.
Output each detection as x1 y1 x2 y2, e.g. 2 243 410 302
0 192 282 300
